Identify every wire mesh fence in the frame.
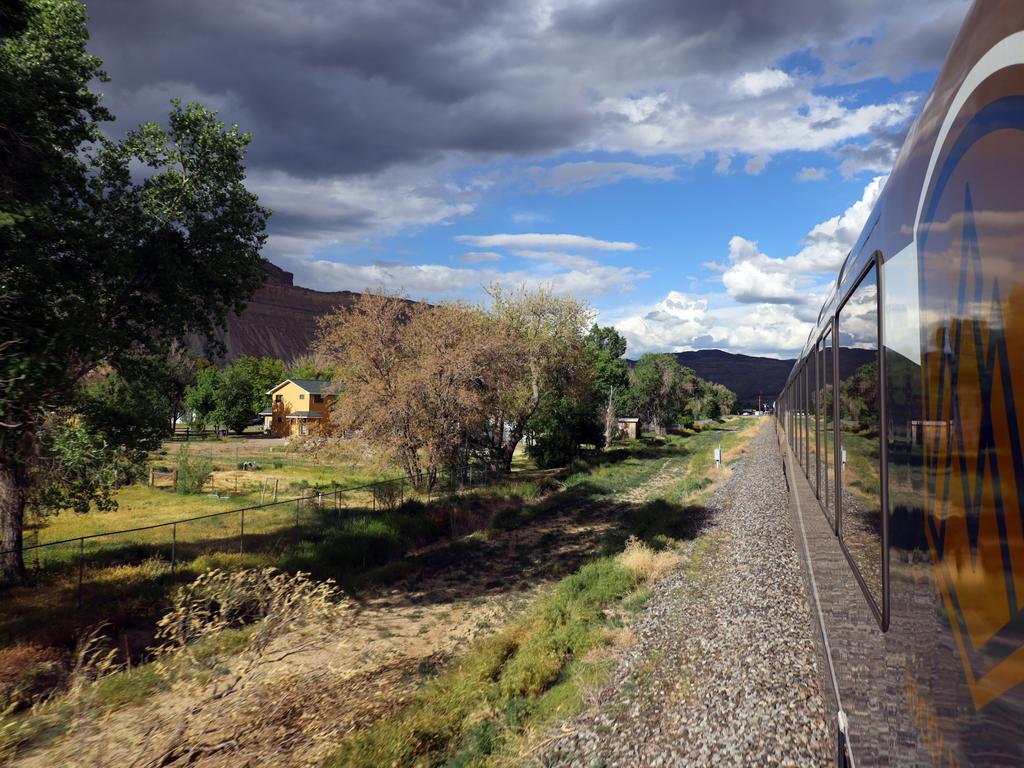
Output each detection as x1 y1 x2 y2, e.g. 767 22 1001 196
3 464 504 612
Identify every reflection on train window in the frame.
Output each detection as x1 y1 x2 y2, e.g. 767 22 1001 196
798 364 806 473
821 329 835 529
808 347 817 495
797 367 803 469
803 366 810 472
837 264 883 611
882 246 927 555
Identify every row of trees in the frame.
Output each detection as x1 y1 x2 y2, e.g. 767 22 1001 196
313 289 736 487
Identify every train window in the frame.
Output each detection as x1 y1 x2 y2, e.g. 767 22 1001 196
798 367 805 469
820 328 835 529
837 263 883 615
804 365 811 474
796 369 802 466
882 245 925 558
800 366 807 469
789 389 794 450
808 345 817 494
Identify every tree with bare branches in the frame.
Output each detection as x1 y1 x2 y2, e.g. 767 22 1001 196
315 291 508 489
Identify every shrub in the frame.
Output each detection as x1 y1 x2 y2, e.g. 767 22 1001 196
617 536 681 584
176 450 213 494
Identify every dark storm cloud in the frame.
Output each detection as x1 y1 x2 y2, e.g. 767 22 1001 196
84 0 968 181
85 0 589 176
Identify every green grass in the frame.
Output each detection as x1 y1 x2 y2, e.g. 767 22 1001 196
323 557 640 767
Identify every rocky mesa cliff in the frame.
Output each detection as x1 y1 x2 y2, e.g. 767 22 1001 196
193 262 362 363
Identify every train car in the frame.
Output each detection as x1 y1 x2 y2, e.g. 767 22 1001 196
776 1 1024 765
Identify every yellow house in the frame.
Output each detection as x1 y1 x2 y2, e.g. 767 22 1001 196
261 379 334 437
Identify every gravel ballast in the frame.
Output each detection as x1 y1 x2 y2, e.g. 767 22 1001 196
534 421 832 767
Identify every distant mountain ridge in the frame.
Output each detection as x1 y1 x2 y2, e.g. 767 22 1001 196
626 349 794 408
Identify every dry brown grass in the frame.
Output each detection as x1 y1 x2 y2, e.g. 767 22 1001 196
617 536 681 584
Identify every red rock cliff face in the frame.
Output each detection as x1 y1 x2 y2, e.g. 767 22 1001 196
193 262 361 363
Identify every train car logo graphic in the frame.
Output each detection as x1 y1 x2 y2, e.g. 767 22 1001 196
916 33 1024 710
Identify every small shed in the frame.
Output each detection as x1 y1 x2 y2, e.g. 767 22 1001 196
616 417 640 440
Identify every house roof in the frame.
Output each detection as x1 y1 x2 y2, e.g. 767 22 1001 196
266 378 332 396
285 411 323 419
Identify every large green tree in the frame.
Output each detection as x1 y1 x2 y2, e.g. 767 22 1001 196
471 285 594 472
231 355 287 417
0 0 269 583
184 366 221 433
621 354 692 434
584 325 629 444
213 364 261 434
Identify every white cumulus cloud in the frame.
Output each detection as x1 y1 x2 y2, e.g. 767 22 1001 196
714 174 887 303
611 291 814 358
731 68 794 98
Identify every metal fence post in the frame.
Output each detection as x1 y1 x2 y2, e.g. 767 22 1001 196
77 537 84 608
239 509 245 554
171 523 177 573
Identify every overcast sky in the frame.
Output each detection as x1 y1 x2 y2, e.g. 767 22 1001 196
84 0 971 358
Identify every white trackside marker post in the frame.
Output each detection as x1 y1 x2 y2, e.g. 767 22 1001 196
714 446 722 469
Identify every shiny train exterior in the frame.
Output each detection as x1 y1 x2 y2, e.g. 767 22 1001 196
776 2 1024 765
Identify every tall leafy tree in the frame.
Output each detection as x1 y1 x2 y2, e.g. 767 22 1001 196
0 0 269 582
622 354 688 434
229 355 287 417
472 285 593 471
288 355 337 382
525 385 604 469
584 325 629 444
184 366 221 433
213 364 260 434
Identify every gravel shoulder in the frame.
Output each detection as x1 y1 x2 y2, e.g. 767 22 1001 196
533 421 831 767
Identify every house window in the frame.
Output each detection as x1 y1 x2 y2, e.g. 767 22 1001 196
275 394 283 403
300 421 308 435
313 394 323 404
299 393 305 400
